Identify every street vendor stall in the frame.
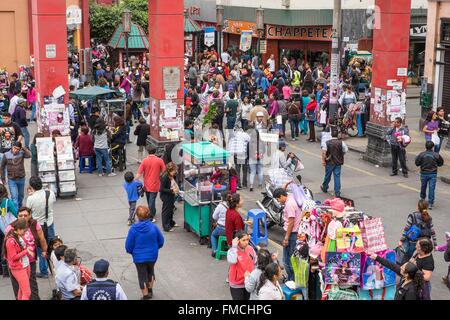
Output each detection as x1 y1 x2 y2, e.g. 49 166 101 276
182 141 229 244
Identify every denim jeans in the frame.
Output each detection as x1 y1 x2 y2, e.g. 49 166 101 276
282 232 298 281
128 201 137 221
249 163 264 187
30 102 36 121
288 117 299 139
434 136 443 153
211 225 226 252
8 177 26 210
322 164 342 196
420 173 437 205
95 148 112 174
146 192 158 219
21 127 30 150
37 223 55 276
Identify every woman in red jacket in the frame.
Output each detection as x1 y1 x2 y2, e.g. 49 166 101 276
227 230 256 300
225 193 244 246
305 93 318 142
3 219 33 300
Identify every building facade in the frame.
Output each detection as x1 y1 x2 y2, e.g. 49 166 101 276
424 0 450 114
0 0 89 75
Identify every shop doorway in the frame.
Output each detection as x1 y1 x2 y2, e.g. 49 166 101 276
279 48 330 69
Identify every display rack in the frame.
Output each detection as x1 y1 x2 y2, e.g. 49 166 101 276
36 137 58 195
54 136 77 197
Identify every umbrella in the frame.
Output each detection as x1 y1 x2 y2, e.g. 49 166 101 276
69 86 115 100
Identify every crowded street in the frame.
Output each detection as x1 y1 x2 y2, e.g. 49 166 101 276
0 0 449 304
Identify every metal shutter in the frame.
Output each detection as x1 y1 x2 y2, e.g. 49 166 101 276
442 47 450 115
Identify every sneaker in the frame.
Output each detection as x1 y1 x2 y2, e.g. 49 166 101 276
211 251 216 258
390 172 398 176
429 205 433 210
141 294 152 300
36 273 49 279
152 218 156 223
108 173 117 177
320 185 327 193
403 173 408 178
98 173 103 177
173 223 180 227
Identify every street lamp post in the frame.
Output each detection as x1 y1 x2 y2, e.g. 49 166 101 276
255 7 264 67
122 8 132 68
216 5 224 60
329 0 342 123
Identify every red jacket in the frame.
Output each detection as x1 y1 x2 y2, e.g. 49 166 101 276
228 245 256 287
229 176 237 194
75 133 95 157
5 237 29 271
306 100 318 111
225 208 244 245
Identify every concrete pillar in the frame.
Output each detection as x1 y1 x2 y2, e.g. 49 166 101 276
31 0 69 105
363 0 411 166
148 0 184 148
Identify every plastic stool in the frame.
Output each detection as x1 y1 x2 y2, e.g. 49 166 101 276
79 156 95 174
281 284 304 300
215 236 229 260
357 113 364 137
245 209 268 246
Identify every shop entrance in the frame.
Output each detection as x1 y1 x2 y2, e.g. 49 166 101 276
279 40 331 69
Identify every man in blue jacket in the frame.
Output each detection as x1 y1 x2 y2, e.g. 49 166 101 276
125 206 164 300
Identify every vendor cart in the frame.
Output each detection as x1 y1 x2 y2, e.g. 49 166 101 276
182 141 229 244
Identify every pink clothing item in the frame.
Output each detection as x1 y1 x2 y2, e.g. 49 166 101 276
5 224 41 263
282 86 291 100
11 267 31 300
283 194 302 232
229 176 237 194
330 198 345 213
27 88 36 104
327 219 343 240
5 237 29 271
120 77 131 94
306 100 318 111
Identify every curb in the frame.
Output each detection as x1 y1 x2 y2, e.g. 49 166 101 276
347 144 366 154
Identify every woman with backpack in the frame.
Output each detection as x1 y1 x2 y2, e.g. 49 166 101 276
399 200 437 261
227 230 256 300
368 251 424 300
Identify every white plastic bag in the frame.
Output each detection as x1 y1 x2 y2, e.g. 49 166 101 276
431 132 440 146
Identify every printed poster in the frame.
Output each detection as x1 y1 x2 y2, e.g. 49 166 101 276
55 136 74 161
239 30 253 52
36 137 55 171
204 27 215 47
325 252 361 286
361 251 396 290
40 103 70 136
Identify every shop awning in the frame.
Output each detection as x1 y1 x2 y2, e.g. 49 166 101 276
69 86 115 100
108 23 149 50
185 11 203 34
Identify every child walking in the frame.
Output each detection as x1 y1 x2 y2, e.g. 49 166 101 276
123 172 143 226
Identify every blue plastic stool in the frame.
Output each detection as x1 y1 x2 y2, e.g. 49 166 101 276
281 284 304 300
79 156 95 174
357 113 364 137
245 209 268 246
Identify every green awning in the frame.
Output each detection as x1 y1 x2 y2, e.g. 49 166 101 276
69 86 116 100
185 11 203 34
108 23 149 50
182 141 228 162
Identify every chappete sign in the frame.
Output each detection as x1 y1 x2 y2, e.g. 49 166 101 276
266 25 332 41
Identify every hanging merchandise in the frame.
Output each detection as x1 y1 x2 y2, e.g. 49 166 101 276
324 252 361 286
239 30 253 52
360 250 397 290
359 217 388 253
336 225 365 253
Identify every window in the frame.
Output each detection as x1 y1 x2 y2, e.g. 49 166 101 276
442 20 450 43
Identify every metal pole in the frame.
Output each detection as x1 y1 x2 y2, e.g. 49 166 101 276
329 0 342 123
218 26 222 60
125 33 129 68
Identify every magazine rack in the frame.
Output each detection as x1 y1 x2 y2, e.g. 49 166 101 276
36 137 58 195
54 136 77 197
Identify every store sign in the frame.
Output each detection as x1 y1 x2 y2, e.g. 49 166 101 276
204 27 215 47
266 25 333 41
163 67 181 91
410 25 427 38
259 40 267 54
223 20 258 37
66 6 82 25
184 0 216 22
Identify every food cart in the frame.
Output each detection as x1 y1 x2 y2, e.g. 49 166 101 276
182 141 229 244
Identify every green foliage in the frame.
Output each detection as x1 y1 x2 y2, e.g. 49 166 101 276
89 0 148 44
203 103 217 126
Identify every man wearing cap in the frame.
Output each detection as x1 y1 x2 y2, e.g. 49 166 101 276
81 259 127 300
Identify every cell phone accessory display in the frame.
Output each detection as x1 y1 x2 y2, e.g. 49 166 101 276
54 136 77 197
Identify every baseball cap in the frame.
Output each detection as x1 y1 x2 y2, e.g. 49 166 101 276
93 259 109 274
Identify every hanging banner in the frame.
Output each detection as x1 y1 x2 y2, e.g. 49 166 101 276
239 30 253 52
204 27 215 47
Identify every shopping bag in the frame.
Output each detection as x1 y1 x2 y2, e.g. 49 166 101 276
431 132 440 146
319 110 327 124
336 225 365 253
360 251 397 290
360 217 388 253
324 252 361 286
358 286 395 300
327 286 359 300
291 256 309 288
